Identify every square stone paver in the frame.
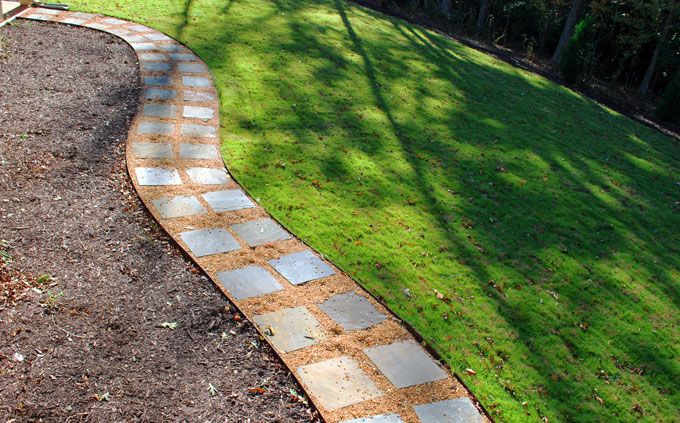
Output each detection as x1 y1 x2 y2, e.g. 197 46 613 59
135 167 181 186
145 88 176 101
341 414 404 423
131 42 157 51
141 61 172 72
297 356 383 410
138 121 174 135
183 106 214 120
145 33 171 41
138 52 167 61
143 104 175 118
36 8 60 15
181 123 215 138
109 28 132 36
182 76 211 87
123 34 148 43
151 195 206 219
132 142 173 159
202 189 255 212
144 75 172 86
231 218 291 247
268 250 335 286
217 265 283 300
86 23 110 31
413 398 483 423
169 53 196 61
184 90 216 102
253 306 324 353
363 340 447 388
102 17 127 25
318 292 386 331
156 43 183 53
27 14 54 21
179 228 240 257
128 24 151 32
62 18 86 25
186 168 230 185
179 143 219 159
178 62 208 73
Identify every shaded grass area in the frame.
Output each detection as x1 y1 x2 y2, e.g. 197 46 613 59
65 1 679 421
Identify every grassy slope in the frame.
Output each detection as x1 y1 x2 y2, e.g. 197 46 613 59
65 1 679 421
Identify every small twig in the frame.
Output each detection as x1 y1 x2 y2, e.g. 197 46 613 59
51 315 90 339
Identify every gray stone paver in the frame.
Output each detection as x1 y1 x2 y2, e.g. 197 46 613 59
135 167 182 186
35 8 60 15
128 24 151 32
179 228 240 257
318 292 386 331
132 142 173 159
178 62 208 73
26 14 53 21
151 195 207 218
138 52 167 61
179 143 219 159
181 123 216 138
123 34 147 43
144 75 172 86
138 121 174 135
202 189 255 212
145 33 171 41
130 42 156 51
253 307 325 353
217 265 283 300
231 218 291 247
62 18 86 25
141 61 171 72
156 44 183 53
186 167 230 185
169 53 196 61
413 398 483 423
184 90 216 102
145 88 176 101
182 76 211 87
183 106 214 120
142 104 176 118
297 356 383 410
268 250 335 285
363 340 447 388
102 17 127 25
85 23 110 30
108 28 131 36
341 414 404 423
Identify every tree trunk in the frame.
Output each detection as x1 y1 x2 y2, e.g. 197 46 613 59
551 0 586 64
476 0 492 35
441 0 452 18
639 6 676 95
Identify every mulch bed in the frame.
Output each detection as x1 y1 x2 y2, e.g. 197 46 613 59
0 20 314 422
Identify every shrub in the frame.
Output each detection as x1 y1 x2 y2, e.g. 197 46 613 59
560 16 597 83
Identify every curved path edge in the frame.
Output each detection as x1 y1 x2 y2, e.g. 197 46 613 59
20 8 489 423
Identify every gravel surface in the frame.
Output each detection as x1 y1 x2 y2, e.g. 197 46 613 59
0 20 314 422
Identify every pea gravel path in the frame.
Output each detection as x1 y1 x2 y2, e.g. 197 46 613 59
0 20 314 422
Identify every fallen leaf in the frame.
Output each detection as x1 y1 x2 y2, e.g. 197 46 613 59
248 387 266 395
465 368 476 376
160 322 178 330
207 383 218 397
95 392 110 402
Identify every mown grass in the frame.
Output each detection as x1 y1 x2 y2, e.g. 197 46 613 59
64 1 680 421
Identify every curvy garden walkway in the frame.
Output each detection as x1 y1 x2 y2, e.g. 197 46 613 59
20 8 487 422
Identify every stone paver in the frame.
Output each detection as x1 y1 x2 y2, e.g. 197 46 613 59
138 121 174 135
253 306 325 353
169 52 196 61
123 34 148 43
62 18 86 25
145 33 171 41
151 195 207 219
138 52 167 61
184 90 216 102
144 75 172 86
156 43 183 53
145 88 176 101
182 75 211 87
217 265 283 300
178 62 208 73
183 106 214 120
363 340 447 388
298 357 383 411
132 142 173 159
132 42 159 51
230 218 291 247
181 123 216 138
135 167 182 186
141 62 172 72
341 414 404 423
269 250 335 285
186 167 230 185
202 189 255 212
143 104 176 118
179 228 240 257
318 292 386 331
179 143 219 159
413 398 483 423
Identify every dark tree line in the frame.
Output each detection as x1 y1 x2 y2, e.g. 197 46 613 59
378 0 680 123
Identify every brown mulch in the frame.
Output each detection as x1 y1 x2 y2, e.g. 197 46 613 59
0 20 314 422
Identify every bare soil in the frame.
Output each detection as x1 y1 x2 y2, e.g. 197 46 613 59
0 20 314 422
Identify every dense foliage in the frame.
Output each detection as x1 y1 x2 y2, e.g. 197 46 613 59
379 0 680 121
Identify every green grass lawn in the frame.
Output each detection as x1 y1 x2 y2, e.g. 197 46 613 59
64 0 679 421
